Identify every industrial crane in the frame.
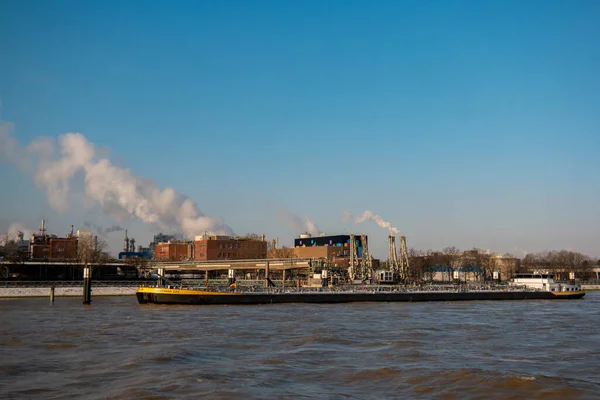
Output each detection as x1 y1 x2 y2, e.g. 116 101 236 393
388 235 400 277
361 233 373 282
348 233 359 281
388 234 410 283
399 235 410 281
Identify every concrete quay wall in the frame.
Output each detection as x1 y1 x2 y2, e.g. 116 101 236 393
581 284 600 290
0 286 137 298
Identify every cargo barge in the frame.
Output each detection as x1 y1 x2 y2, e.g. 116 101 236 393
136 286 585 305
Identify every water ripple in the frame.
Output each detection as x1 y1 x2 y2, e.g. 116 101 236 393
0 293 599 399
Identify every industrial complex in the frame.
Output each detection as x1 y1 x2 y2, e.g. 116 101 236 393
1 219 598 282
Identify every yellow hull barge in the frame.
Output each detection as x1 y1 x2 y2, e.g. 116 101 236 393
136 286 585 305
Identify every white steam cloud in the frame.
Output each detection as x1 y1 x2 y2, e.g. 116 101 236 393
276 207 323 236
2 223 34 243
0 114 233 238
342 210 400 234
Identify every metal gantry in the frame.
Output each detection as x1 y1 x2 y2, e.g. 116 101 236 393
388 234 399 276
348 233 359 281
399 235 410 281
361 233 373 282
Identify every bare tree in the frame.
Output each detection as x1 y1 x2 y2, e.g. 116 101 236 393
0 231 29 264
407 247 424 257
442 246 461 281
474 251 492 280
268 247 296 259
407 247 425 280
78 235 111 268
517 250 594 280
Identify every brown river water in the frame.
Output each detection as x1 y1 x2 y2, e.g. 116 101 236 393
1 292 599 399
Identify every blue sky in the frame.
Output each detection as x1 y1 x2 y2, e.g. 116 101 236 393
1 0 599 258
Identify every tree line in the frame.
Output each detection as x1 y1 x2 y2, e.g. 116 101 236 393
521 250 599 280
407 247 599 281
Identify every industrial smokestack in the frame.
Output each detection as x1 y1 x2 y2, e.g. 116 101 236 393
93 235 98 251
130 238 135 253
124 230 129 252
41 219 46 236
70 224 74 237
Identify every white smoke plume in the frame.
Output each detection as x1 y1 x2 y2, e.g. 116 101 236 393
342 210 400 234
276 207 323 236
1 223 34 244
0 114 233 238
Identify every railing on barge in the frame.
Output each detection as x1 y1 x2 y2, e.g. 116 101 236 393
140 282 539 294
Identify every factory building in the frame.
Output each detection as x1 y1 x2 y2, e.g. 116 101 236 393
151 234 268 261
293 233 364 260
49 237 78 259
154 242 193 261
148 232 180 255
20 221 98 261
194 235 268 261
29 220 53 259
118 230 153 260
30 220 81 260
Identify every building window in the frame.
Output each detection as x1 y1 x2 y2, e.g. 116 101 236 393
218 252 222 257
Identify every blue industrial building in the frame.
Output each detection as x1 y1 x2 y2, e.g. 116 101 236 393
294 234 364 258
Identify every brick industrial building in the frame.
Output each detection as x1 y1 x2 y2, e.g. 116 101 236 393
28 221 84 260
154 242 193 261
194 235 267 261
153 235 268 261
49 237 79 259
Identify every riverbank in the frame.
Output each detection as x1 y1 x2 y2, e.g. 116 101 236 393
0 286 137 298
2 284 598 298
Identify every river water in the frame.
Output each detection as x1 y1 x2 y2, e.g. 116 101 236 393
1 292 599 399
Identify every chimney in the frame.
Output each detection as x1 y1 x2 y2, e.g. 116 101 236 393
130 238 135 253
70 224 74 237
93 235 98 251
261 233 265 242
188 242 194 260
41 219 46 236
124 230 129 252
